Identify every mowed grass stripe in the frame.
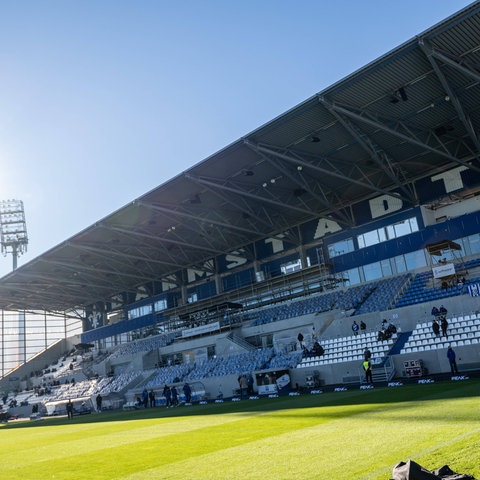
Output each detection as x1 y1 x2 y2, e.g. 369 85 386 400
0 413 256 467
116 396 480 480
1 408 325 480
0 392 368 471
0 381 479 479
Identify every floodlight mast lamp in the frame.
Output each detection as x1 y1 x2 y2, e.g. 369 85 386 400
0 199 28 271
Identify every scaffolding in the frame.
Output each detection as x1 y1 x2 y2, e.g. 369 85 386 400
315 246 347 291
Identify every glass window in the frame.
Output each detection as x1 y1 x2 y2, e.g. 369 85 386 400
154 299 167 312
409 217 419 232
380 259 393 277
394 219 413 237
343 268 361 286
281 259 302 274
128 304 152 320
359 217 418 249
405 250 427 270
465 234 480 255
327 238 354 258
363 261 383 281
187 293 198 303
361 231 376 248
393 255 407 274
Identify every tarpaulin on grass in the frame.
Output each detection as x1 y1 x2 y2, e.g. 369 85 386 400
391 460 474 480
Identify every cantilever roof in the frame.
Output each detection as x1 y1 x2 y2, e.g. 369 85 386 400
2 2 480 312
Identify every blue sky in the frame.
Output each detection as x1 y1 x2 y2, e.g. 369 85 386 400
0 0 475 277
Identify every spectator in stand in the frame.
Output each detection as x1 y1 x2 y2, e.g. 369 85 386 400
313 342 324 356
363 347 371 361
297 332 306 351
377 329 386 341
432 319 440 337
360 320 366 331
352 321 359 336
383 327 392 340
440 316 449 338
142 388 149 408
386 322 397 336
447 346 459 374
439 305 448 315
431 306 440 317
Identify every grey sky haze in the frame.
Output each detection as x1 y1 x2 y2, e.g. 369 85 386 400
0 0 474 278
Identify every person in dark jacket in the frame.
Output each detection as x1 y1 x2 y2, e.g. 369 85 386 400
447 346 458 374
66 399 74 419
432 319 440 337
440 316 449 338
183 383 192 403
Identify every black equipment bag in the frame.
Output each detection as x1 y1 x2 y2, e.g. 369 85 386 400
391 460 474 480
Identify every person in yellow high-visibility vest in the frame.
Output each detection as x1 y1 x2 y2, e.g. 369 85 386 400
363 360 372 384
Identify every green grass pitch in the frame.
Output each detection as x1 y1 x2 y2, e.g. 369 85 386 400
1 380 479 479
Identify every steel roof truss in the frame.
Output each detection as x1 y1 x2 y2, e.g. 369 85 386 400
67 242 183 272
184 174 314 230
108 224 223 256
325 100 480 175
321 101 416 203
254 143 410 205
186 173 275 231
428 44 480 84
138 199 258 240
39 257 152 286
246 141 354 227
420 39 480 156
12 269 120 294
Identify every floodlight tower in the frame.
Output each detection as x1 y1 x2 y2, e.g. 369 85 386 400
0 199 28 271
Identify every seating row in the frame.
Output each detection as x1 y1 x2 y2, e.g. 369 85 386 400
403 337 479 353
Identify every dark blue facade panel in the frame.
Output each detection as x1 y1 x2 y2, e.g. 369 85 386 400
331 211 480 272
81 313 164 344
254 232 295 260
262 252 300 278
215 245 255 272
187 280 217 300
416 162 480 203
352 188 405 224
222 268 255 292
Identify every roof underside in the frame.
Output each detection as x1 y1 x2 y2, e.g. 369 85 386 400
2 3 480 311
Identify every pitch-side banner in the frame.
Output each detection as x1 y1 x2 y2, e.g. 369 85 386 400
182 321 220 338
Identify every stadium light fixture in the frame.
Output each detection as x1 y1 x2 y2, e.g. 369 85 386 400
0 199 28 271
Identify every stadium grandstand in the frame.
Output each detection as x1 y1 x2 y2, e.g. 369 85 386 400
2 3 480 417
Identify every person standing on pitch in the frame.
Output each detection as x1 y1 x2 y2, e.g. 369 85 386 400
363 359 372 384
447 346 459 374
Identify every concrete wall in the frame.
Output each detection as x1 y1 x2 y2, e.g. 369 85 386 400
0 338 72 393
